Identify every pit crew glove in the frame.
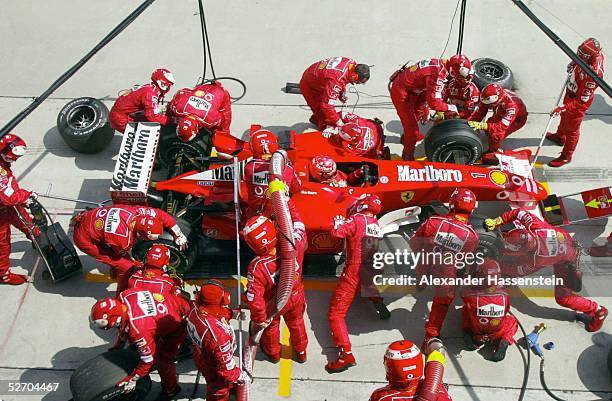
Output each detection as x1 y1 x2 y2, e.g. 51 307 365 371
255 318 273 329
322 126 339 138
116 374 139 394
333 215 345 229
468 121 488 131
340 91 348 103
237 370 253 384
265 179 289 198
550 106 566 116
566 62 575 73
446 104 458 114
25 192 38 206
484 217 503 231
231 306 247 321
171 225 188 250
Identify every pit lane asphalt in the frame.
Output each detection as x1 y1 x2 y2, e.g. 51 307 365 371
0 1 611 400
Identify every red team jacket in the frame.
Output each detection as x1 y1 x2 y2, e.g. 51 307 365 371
469 89 527 135
167 82 232 132
391 58 454 112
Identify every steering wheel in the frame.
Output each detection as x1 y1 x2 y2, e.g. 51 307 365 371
362 165 377 186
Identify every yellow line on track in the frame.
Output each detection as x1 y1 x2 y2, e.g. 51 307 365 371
278 322 292 397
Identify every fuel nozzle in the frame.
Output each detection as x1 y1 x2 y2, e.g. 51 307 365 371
526 323 546 358
28 198 47 230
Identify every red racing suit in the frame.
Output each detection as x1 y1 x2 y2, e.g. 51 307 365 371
300 56 357 129
443 79 480 119
167 82 232 133
332 113 383 157
461 261 517 345
128 269 181 297
187 306 242 401
469 90 528 151
317 169 365 188
73 205 177 292
409 214 480 340
554 55 605 159
499 209 597 315
0 161 36 277
389 58 454 159
328 213 382 351
242 158 302 221
119 288 188 394
109 83 169 133
369 383 452 401
245 232 308 357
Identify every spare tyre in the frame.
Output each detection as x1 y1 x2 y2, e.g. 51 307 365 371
131 217 198 274
70 349 151 401
472 58 514 90
57 97 114 153
425 119 483 165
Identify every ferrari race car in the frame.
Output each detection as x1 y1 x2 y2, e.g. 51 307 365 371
111 119 548 277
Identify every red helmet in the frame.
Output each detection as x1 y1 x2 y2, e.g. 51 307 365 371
243 215 277 255
151 68 175 92
449 188 477 215
480 83 504 105
505 228 537 252
135 216 164 240
339 123 361 142
249 129 279 159
177 116 200 142
145 244 171 271
351 193 382 215
309 155 337 181
0 134 27 164
384 340 425 387
198 279 231 307
90 298 125 330
448 54 473 84
577 38 602 62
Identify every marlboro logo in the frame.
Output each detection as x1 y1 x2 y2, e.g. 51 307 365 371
397 165 463 182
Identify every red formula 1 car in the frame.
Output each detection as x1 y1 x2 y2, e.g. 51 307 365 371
139 120 547 276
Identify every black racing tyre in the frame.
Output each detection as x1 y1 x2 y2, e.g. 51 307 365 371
472 58 514 90
70 349 152 401
157 127 212 171
425 119 483 165
57 97 114 153
470 217 505 262
131 218 198 274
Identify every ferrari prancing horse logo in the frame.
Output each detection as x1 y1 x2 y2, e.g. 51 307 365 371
401 191 414 203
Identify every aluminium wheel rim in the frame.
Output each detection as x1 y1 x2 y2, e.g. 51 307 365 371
67 105 97 130
478 62 504 80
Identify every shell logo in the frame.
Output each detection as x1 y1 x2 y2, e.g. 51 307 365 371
94 219 104 230
312 232 340 250
153 293 165 302
489 170 508 187
195 90 205 96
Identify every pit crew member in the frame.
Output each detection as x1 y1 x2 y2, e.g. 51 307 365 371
468 83 528 163
109 68 175 133
243 215 308 363
128 244 182 296
323 112 384 158
369 339 452 401
243 129 302 220
300 56 370 130
389 55 469 160
326 194 389 373
187 280 248 401
167 81 232 142
73 205 187 293
90 288 189 400
443 70 480 119
0 134 40 285
462 255 517 362
486 208 608 331
409 188 480 344
546 38 605 167
589 233 612 257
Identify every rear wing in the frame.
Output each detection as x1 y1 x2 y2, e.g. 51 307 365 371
540 186 612 226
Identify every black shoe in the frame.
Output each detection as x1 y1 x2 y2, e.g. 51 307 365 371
463 331 479 351
372 299 391 320
491 339 509 362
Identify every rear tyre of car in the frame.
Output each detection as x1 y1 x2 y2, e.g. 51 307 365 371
131 218 198 274
472 58 514 90
425 119 483 165
157 126 212 171
57 97 114 153
70 349 152 401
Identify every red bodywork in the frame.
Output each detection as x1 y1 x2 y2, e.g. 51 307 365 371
156 128 548 254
